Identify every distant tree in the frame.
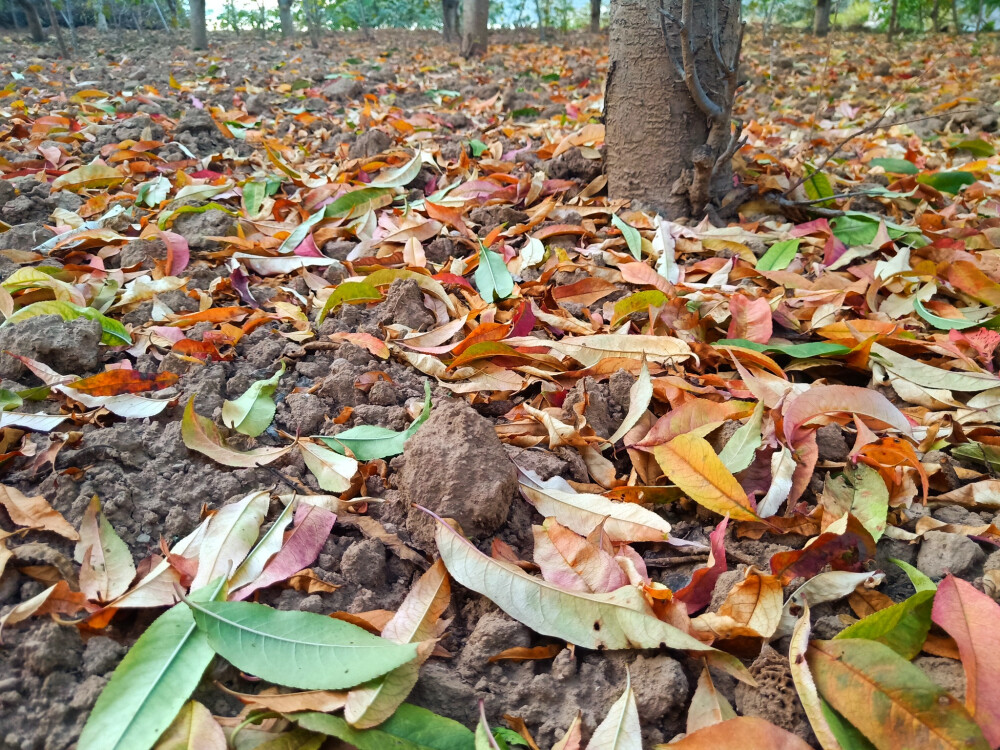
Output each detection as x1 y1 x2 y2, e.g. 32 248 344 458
14 0 46 40
814 0 831 35
190 0 208 47
442 0 459 40
461 0 488 56
590 0 600 32
604 0 743 218
278 0 295 37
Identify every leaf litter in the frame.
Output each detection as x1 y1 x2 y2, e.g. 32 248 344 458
0 22 999 750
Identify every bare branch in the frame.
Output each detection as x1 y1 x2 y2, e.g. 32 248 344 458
680 0 724 121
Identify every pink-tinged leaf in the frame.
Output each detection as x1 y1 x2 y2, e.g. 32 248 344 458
533 519 629 594
510 299 536 337
156 230 190 275
230 503 336 601
294 233 323 258
327 332 390 359
633 399 749 449
675 517 728 614
822 233 848 266
931 575 1000 747
727 295 773 345
788 432 818 505
782 385 911 447
620 262 673 294
790 218 832 237
181 397 292 468
229 265 260 308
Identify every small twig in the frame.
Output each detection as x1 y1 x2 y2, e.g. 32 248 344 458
260 464 312 494
645 554 710 567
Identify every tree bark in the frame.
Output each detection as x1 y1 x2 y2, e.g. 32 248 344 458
951 0 960 31
813 0 831 36
605 0 743 219
590 0 600 32
888 0 899 38
189 0 208 48
15 0 45 41
442 0 459 41
278 0 294 38
461 0 489 57
42 0 69 55
931 0 940 32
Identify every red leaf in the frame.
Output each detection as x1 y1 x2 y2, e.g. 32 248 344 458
769 515 875 584
675 516 728 614
68 370 179 396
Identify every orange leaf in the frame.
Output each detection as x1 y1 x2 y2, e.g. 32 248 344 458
68 370 179 396
488 644 563 663
662 717 812 749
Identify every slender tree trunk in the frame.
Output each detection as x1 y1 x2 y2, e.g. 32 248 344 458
96 0 109 32
813 0 831 36
278 0 294 38
304 0 320 48
951 0 960 31
590 0 600 32
931 0 941 31
605 0 743 218
888 0 899 38
535 0 546 40
15 0 45 40
442 0 459 41
42 0 69 55
189 0 207 48
150 0 169 31
461 0 489 57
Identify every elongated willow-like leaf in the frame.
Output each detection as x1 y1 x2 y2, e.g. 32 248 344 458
186 598 419 690
293 704 475 750
585 675 641 750
808 638 989 750
426 507 727 656
78 583 224 750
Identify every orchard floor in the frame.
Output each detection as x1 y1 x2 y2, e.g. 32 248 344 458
1 24 1000 750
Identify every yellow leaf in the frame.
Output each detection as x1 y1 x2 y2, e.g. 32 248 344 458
51 163 125 192
653 434 760 521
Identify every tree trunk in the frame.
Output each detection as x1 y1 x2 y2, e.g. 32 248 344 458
605 0 743 219
535 0 546 40
96 0 109 32
442 0 459 41
304 0 320 48
15 0 45 41
189 0 208 48
931 0 941 31
590 0 600 32
42 0 69 55
278 0 294 38
461 0 488 57
888 0 899 38
813 0 831 36
951 0 960 31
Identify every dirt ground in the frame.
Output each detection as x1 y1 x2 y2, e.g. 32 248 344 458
1 24 999 750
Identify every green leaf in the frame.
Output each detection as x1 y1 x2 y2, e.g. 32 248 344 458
712 339 851 358
835 590 935 659
756 239 800 272
158 202 238 231
717 400 764 474
292 704 475 750
611 213 642 261
829 211 924 247
869 158 918 175
952 441 1000 471
4 300 130 346
475 246 514 302
78 583 225 750
890 557 937 593
277 208 326 255
611 290 667 327
491 728 528 748
243 181 267 217
221 362 285 437
468 140 488 157
0 389 23 411
917 171 976 195
323 187 392 219
820 700 878 750
319 381 430 461
316 281 383 325
187 599 419 690
844 463 889 542
804 170 835 207
952 138 995 157
913 298 981 330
